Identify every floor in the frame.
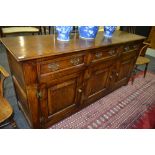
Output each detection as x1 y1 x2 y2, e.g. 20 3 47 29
0 41 155 129
147 48 155 57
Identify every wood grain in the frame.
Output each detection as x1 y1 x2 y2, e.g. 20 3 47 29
1 31 145 61
1 31 145 128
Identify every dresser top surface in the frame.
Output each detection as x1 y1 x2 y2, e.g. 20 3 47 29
1 31 145 61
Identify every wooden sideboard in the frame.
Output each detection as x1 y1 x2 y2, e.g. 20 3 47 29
1 31 145 128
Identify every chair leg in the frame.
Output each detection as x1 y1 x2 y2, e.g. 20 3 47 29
43 26 46 35
49 26 51 34
39 26 42 35
144 63 148 78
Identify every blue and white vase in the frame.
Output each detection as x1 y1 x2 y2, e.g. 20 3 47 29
104 26 116 38
56 26 73 41
79 26 99 39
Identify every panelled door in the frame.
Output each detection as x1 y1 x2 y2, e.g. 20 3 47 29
38 72 83 127
111 47 138 90
83 60 114 104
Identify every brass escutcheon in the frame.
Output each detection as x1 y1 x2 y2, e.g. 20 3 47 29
48 63 60 71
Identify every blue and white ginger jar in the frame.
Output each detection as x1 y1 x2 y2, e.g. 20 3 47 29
104 26 116 38
56 26 73 41
79 26 99 39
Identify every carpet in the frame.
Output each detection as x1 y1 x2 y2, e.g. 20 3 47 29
50 72 155 129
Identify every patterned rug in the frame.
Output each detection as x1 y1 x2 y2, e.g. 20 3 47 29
50 72 155 129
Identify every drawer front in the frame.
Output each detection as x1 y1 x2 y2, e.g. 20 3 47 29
91 47 117 63
122 49 137 61
123 42 141 53
40 54 85 74
38 54 85 83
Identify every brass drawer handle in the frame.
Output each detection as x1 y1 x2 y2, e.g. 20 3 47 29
78 88 82 93
36 91 42 99
95 52 102 58
133 44 138 49
108 49 115 56
124 46 130 51
70 57 80 66
48 63 59 71
109 75 113 79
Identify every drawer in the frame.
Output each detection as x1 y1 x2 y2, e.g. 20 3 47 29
38 54 85 76
91 59 114 72
91 47 117 63
122 49 137 61
123 42 141 53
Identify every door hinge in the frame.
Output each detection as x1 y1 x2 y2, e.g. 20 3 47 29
36 91 42 99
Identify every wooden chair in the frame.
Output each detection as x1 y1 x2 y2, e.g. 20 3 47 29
42 26 54 34
0 66 17 128
127 26 136 34
0 26 42 37
120 26 136 34
131 42 151 84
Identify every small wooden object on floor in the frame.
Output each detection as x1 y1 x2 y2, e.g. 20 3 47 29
0 66 17 128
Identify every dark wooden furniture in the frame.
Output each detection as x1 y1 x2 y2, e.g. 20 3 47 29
148 26 155 49
120 26 151 37
43 26 54 35
125 26 136 34
1 31 145 128
0 66 17 128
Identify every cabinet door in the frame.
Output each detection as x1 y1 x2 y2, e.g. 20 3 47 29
112 50 136 89
83 61 113 104
39 73 83 127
